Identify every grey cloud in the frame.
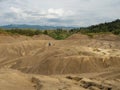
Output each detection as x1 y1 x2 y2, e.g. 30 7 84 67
47 18 75 23
2 13 17 19
0 0 120 26
0 0 4 1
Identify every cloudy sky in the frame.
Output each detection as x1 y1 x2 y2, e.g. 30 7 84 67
0 0 120 26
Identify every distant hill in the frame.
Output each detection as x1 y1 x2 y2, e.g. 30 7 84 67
87 19 120 32
0 24 75 30
70 19 120 35
0 19 119 40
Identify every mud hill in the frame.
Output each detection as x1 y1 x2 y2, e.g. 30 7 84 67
93 33 120 41
0 34 54 43
32 34 54 40
0 33 120 90
0 68 120 90
0 34 31 43
0 34 119 74
66 33 120 41
66 34 89 40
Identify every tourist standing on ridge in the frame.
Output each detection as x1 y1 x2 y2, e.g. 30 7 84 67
48 42 52 46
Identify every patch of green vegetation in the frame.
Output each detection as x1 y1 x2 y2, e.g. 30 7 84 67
85 33 94 38
0 19 120 39
112 29 120 35
5 29 43 36
0 28 8 34
48 29 71 40
0 28 72 40
73 19 120 35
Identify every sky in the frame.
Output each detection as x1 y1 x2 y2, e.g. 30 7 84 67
0 0 120 26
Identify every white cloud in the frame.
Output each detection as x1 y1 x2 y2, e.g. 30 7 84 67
9 7 74 20
48 8 64 16
0 0 120 26
10 7 22 14
46 8 74 19
9 7 29 20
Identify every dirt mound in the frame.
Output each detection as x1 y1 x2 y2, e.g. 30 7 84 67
66 33 120 41
0 34 77 43
0 34 54 43
0 34 32 43
0 68 119 90
0 40 48 68
66 34 89 40
0 69 34 90
32 34 54 40
11 55 120 75
93 33 120 41
0 39 119 75
0 36 120 89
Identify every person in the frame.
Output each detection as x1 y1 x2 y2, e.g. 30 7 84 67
48 42 51 46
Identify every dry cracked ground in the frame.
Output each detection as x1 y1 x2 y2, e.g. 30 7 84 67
0 33 120 90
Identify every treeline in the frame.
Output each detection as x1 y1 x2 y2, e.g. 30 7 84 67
0 28 72 40
0 19 120 40
70 19 120 35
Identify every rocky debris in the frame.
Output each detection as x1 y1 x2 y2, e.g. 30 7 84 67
66 76 83 81
31 77 43 90
80 78 112 90
66 76 113 90
89 86 100 90
0 69 119 90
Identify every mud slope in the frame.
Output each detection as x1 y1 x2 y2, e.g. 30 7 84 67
11 55 120 75
0 35 119 74
0 34 54 43
93 33 120 41
32 34 54 40
0 68 120 90
66 33 120 41
0 34 120 89
0 40 50 68
66 34 89 40
0 34 32 43
0 69 35 90
0 34 119 75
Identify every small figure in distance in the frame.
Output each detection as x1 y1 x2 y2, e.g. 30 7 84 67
48 42 52 46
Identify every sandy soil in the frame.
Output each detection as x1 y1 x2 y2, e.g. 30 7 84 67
0 34 120 90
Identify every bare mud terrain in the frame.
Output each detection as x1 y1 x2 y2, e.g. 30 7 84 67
0 34 120 90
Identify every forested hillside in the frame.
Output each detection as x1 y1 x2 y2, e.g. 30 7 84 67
71 19 120 35
0 19 120 40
